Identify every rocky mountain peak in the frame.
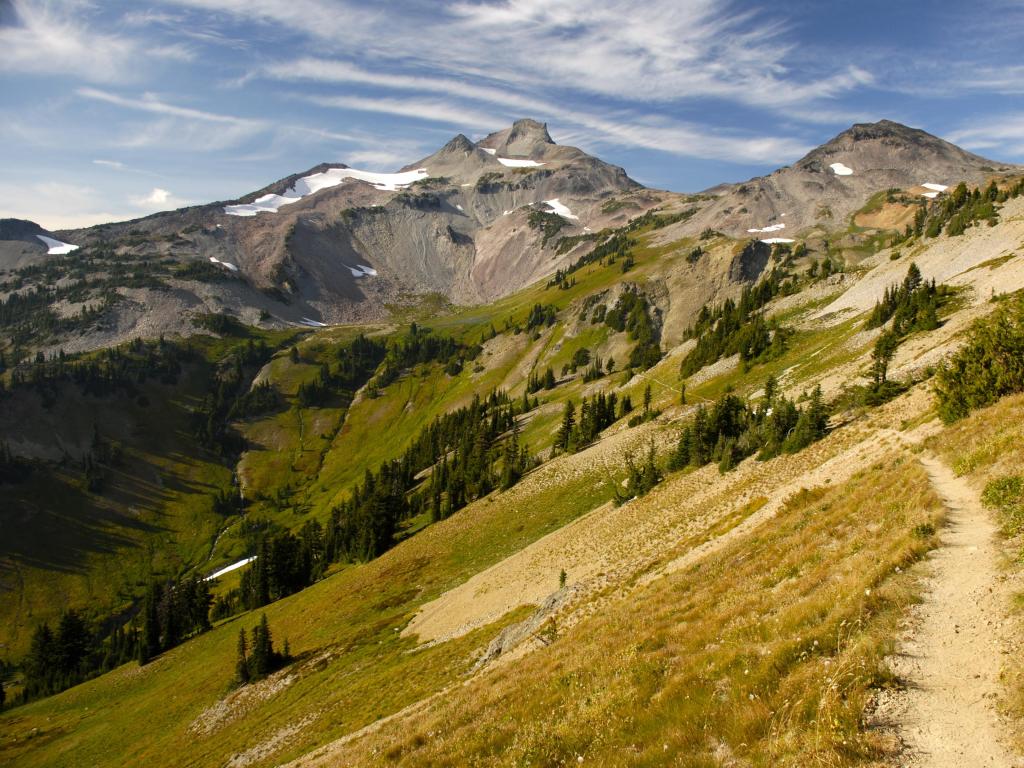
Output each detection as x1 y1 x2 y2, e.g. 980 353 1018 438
478 118 555 157
796 119 991 172
439 134 478 155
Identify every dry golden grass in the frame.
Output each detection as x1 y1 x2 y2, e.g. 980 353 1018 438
295 452 944 768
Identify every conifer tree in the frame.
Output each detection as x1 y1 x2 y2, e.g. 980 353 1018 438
235 628 250 685
556 400 576 452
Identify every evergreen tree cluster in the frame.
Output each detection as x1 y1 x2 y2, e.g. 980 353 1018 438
900 178 1024 243
546 268 578 290
295 334 387 408
235 614 289 685
525 304 558 332
528 209 567 247
527 366 556 393
555 391 630 453
555 230 635 275
138 575 213 664
614 439 662 504
321 390 534 562
679 270 791 378
81 426 122 494
603 290 662 370
375 324 468 388
865 262 941 333
238 520 326 610
3 336 187 403
194 338 273 455
806 256 839 280
21 610 95 701
669 381 828 474
231 380 282 418
935 292 1024 423
0 282 116 350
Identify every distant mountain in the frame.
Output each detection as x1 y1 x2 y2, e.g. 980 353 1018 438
670 119 1017 242
0 218 79 270
48 120 655 344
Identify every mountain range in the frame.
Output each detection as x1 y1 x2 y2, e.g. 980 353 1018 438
1 118 1011 354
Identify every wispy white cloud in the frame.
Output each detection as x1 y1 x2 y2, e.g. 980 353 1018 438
0 0 137 82
77 87 262 127
307 95 504 131
947 115 1024 158
0 0 192 82
189 0 871 109
76 87 268 151
93 159 126 170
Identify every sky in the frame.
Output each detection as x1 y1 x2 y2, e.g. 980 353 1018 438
2 0 1023 230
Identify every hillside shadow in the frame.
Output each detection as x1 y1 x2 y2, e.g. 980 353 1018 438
0 474 167 575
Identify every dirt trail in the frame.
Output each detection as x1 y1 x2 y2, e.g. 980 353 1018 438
883 455 1022 767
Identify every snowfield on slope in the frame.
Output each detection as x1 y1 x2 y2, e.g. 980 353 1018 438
36 234 79 254
496 157 545 168
223 167 430 216
542 198 579 220
748 223 785 233
830 162 854 175
209 256 239 271
344 264 377 278
205 556 256 581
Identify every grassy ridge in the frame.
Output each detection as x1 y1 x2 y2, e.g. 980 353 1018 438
311 450 945 766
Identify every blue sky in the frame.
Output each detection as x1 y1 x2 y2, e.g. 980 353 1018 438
1 0 1023 230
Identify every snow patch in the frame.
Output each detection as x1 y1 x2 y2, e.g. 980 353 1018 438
542 198 579 220
36 234 79 255
497 157 545 168
208 256 238 272
760 237 795 244
747 223 785 233
344 264 377 278
206 556 256 581
456 204 464 211
830 162 854 176
922 182 948 192
299 317 328 327
921 191 939 199
480 147 497 155
224 167 430 216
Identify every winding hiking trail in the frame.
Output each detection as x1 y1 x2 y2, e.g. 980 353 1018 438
885 454 1022 767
